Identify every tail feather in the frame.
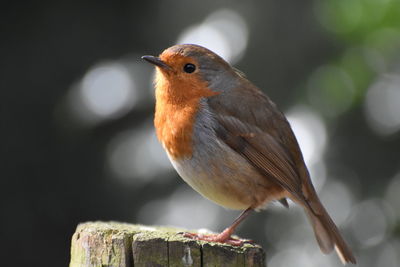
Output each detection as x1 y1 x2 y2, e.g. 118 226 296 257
305 208 334 253
305 200 356 265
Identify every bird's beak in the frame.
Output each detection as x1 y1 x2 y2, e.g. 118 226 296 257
141 55 171 71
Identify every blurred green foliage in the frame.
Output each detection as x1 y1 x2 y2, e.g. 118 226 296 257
310 0 400 118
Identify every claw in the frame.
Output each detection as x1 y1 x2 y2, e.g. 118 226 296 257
181 232 247 246
179 208 254 247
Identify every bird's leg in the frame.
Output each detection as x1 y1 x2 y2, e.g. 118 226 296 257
183 207 253 246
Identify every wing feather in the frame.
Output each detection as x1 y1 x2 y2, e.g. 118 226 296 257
213 113 304 200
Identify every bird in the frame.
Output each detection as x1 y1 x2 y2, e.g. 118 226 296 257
142 44 356 264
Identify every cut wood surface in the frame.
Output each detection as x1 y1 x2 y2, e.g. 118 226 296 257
70 221 266 267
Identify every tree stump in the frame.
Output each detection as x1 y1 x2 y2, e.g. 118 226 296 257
69 221 266 267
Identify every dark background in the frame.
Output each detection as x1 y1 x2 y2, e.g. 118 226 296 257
2 1 400 266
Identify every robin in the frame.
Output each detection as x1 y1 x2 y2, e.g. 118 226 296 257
142 44 356 264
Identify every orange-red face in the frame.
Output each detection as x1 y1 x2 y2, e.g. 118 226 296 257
151 51 218 104
159 51 199 77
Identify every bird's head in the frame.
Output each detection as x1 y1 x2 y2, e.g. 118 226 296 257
142 44 241 102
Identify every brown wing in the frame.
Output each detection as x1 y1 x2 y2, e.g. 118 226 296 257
211 112 306 202
207 81 308 202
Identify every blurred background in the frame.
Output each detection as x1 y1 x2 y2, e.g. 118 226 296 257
2 0 400 266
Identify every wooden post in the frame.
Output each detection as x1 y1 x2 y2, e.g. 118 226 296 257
70 222 266 267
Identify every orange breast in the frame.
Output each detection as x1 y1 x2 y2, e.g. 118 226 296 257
154 69 218 160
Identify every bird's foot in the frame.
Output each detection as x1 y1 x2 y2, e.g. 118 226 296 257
181 229 251 246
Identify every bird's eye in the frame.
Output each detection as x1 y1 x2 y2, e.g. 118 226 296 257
183 63 196 73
